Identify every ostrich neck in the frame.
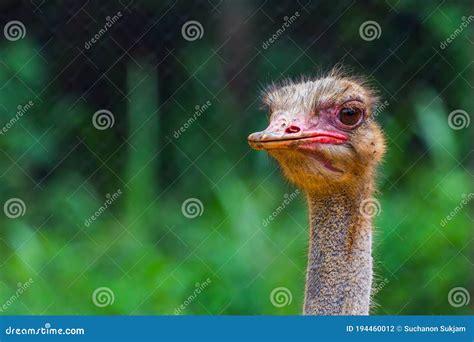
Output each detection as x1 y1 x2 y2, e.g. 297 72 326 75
304 185 373 315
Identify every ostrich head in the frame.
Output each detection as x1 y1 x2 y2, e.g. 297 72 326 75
248 71 386 193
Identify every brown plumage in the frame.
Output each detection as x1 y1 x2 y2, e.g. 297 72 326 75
248 68 386 315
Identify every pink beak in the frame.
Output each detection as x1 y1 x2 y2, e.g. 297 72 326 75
247 129 348 150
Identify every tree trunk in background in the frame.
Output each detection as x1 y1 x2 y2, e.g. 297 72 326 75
218 0 255 101
125 57 160 231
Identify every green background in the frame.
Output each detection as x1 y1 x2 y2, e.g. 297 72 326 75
0 0 472 314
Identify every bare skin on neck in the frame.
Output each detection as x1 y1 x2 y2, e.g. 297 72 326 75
248 69 385 315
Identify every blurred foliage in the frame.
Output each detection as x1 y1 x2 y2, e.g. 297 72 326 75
0 0 472 315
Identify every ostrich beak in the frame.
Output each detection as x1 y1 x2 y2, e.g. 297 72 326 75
247 129 348 150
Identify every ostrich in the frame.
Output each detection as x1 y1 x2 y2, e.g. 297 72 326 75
248 70 386 315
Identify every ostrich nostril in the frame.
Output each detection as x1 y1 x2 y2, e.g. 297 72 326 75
285 125 301 134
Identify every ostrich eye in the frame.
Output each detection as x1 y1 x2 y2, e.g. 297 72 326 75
338 107 362 126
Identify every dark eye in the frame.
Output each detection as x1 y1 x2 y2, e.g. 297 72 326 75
338 107 362 126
